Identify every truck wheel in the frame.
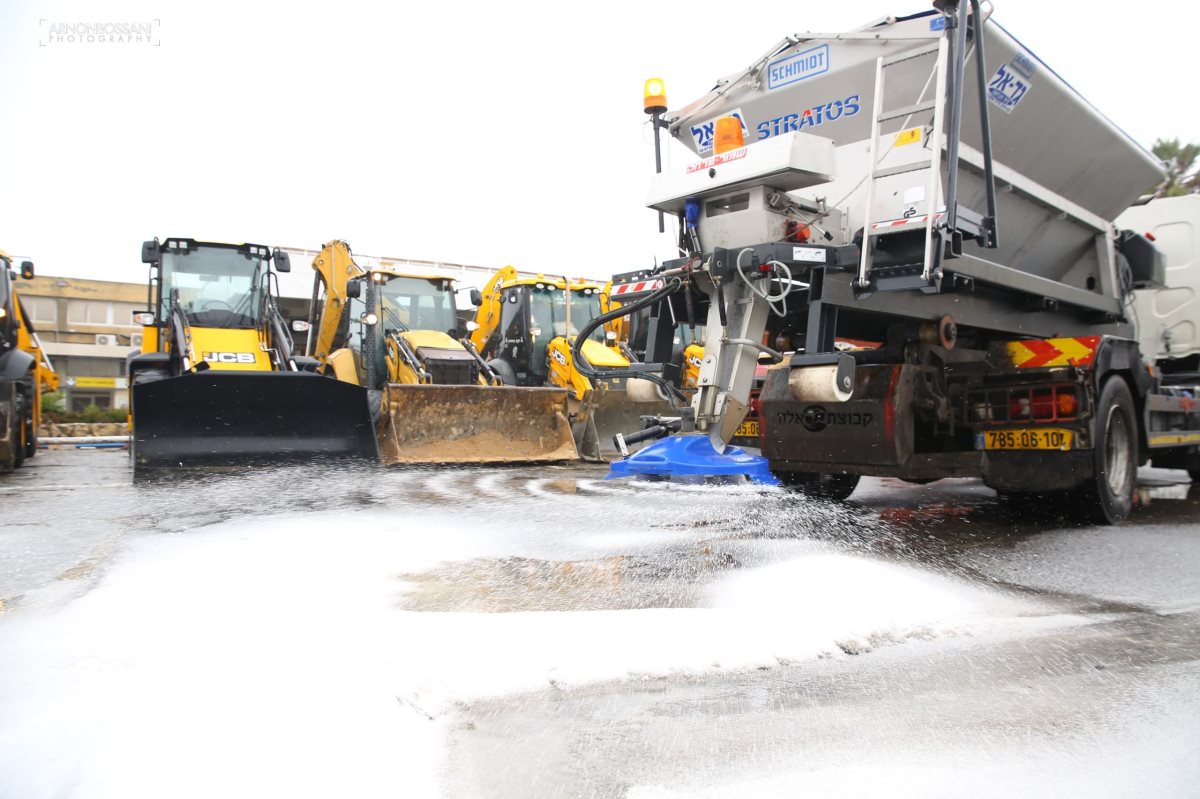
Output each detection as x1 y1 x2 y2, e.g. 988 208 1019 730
1073 376 1136 525
778 471 861 501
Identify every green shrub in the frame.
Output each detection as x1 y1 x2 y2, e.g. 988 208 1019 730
41 399 127 424
41 391 65 415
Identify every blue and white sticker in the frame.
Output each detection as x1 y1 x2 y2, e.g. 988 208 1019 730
929 16 947 31
1009 51 1037 80
766 44 830 91
689 108 749 155
987 62 1032 114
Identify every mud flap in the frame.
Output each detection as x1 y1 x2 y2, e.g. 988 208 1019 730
131 371 379 468
379 383 578 464
577 388 683 460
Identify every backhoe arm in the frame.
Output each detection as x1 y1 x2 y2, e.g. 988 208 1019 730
309 240 365 366
469 264 518 353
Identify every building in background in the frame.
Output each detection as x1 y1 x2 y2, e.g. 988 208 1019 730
18 275 146 411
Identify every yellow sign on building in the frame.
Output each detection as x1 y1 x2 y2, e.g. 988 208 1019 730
71 376 119 388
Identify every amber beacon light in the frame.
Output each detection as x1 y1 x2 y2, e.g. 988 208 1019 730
643 78 667 114
643 77 669 232
714 115 744 155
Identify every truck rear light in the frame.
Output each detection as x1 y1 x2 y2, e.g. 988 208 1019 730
1057 390 1078 416
969 383 1081 424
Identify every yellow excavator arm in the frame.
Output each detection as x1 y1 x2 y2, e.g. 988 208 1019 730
309 240 365 364
13 296 59 394
469 264 518 352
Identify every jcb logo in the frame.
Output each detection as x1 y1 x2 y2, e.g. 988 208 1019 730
687 355 703 367
203 352 256 364
550 349 568 367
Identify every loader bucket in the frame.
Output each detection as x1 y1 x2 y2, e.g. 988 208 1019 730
131 370 379 468
378 383 578 464
579 388 682 460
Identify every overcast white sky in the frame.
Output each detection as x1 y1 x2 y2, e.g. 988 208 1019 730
1 0 1196 286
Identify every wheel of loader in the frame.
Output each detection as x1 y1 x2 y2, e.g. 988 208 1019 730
367 388 382 429
19 379 35 461
10 391 25 469
22 402 35 461
1072 376 1136 525
778 471 861 501
1 414 13 472
488 358 516 386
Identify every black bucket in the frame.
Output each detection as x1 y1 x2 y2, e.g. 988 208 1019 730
131 370 379 468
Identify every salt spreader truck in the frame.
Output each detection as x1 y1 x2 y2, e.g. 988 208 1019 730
599 0 1197 524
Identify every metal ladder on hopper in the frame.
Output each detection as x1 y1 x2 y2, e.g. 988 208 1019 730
856 0 998 293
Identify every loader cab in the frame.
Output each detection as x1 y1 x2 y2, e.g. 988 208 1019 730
152 240 272 330
377 274 459 338
350 271 461 384
492 282 605 383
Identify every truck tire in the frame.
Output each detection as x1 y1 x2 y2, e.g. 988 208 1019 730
1073 376 1136 525
778 471 861 502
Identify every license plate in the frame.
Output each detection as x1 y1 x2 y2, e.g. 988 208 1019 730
735 419 760 439
976 428 1073 451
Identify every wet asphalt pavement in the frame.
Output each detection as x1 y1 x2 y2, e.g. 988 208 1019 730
1 449 1198 797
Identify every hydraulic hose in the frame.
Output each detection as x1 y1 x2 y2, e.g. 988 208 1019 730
571 277 689 407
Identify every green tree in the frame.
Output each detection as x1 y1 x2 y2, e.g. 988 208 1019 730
1152 138 1200 197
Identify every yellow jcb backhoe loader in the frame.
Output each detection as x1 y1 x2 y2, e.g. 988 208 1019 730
469 266 679 459
0 252 58 471
127 238 378 467
306 240 577 464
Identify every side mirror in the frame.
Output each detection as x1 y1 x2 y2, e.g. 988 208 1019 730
292 319 311 333
141 239 160 264
273 249 291 273
470 288 483 307
345 277 362 299
19 261 34 279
